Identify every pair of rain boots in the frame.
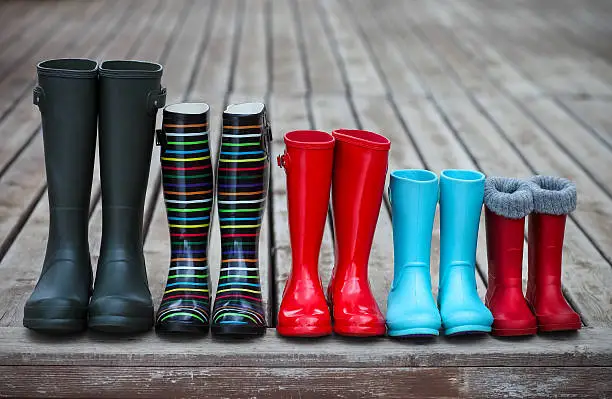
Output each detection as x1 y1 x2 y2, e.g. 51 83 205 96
484 176 581 336
155 102 271 336
277 129 390 337
24 58 166 334
386 169 494 337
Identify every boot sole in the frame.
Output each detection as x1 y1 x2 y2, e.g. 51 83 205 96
156 321 210 335
538 322 581 332
211 324 266 336
333 323 386 337
445 324 491 336
88 315 153 333
276 324 332 337
23 317 87 334
492 326 537 336
388 327 440 337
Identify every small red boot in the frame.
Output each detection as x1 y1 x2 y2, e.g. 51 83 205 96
277 130 334 337
484 177 537 336
527 176 581 332
327 129 389 337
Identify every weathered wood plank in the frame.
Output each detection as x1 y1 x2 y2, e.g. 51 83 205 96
0 327 610 367
232 0 268 97
558 98 612 149
270 0 306 95
319 0 385 96
452 0 612 96
293 0 344 94
0 1 83 79
1 365 610 398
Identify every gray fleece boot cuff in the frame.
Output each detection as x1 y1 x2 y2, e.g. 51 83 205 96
528 175 577 215
484 177 534 219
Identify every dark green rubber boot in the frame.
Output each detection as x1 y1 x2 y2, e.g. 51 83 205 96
88 60 166 333
24 59 99 334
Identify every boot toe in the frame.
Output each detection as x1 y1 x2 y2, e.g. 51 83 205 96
155 304 210 334
386 311 441 337
88 296 153 333
442 307 493 335
24 297 88 333
333 313 386 337
277 313 332 337
536 311 581 332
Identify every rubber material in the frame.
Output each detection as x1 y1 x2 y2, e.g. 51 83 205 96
327 129 389 337
527 213 581 332
89 60 164 333
155 103 212 334
211 103 271 336
485 209 537 336
386 169 441 337
277 130 334 337
438 170 493 335
24 58 98 334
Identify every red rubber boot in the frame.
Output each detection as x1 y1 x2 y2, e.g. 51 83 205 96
484 177 537 336
527 176 581 332
277 130 335 337
327 129 389 337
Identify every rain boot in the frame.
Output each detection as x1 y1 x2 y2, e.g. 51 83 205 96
484 177 537 336
24 59 98 333
327 129 389 337
386 169 441 337
526 176 581 332
277 130 334 337
88 60 166 333
211 102 271 336
438 169 493 335
155 103 212 334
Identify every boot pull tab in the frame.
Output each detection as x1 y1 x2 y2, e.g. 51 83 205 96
33 85 46 111
146 86 167 116
277 150 290 171
155 127 167 147
261 109 273 157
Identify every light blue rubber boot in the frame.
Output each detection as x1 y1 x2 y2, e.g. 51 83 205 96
386 170 442 337
439 169 493 335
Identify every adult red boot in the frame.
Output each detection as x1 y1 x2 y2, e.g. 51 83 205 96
527 176 581 332
484 177 537 336
327 129 389 337
277 130 335 337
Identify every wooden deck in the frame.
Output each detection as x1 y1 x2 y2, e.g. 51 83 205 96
0 0 611 396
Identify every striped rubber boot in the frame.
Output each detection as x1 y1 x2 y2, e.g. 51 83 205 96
211 102 271 336
155 103 213 334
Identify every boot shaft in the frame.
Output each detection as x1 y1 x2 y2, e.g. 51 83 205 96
389 169 438 274
279 130 334 275
331 129 390 279
525 175 577 300
98 60 165 209
527 213 567 291
483 176 534 287
35 59 98 210
439 169 485 283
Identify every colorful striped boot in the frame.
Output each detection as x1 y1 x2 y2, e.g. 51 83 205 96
155 103 213 333
211 102 271 336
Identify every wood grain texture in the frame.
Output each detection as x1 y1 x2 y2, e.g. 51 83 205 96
0 327 610 367
1 365 610 398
